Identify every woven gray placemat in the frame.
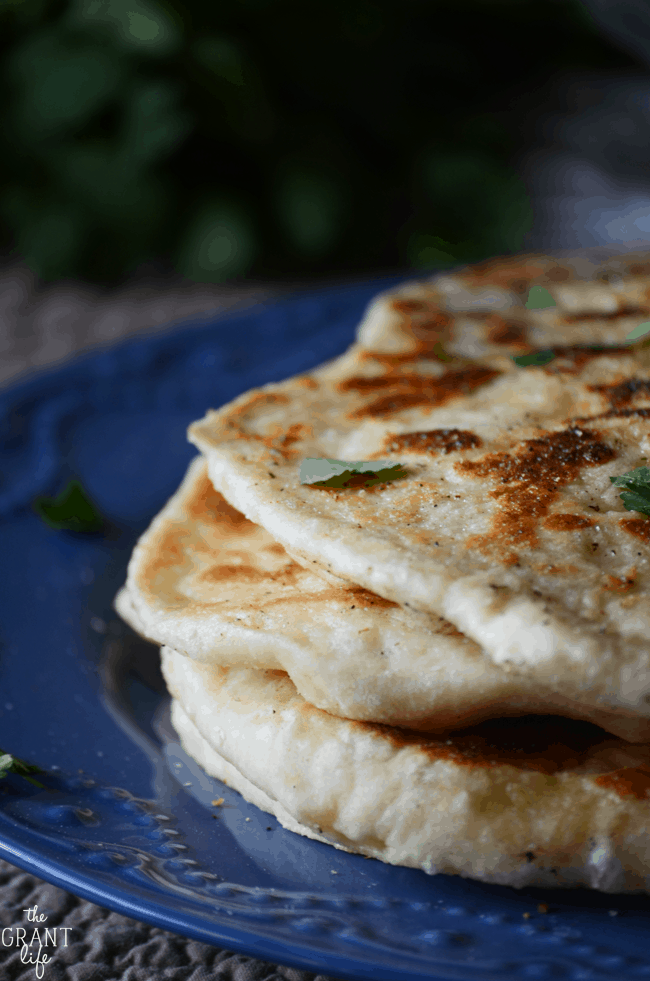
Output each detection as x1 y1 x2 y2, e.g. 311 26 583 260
0 261 278 389
0 859 345 981
0 264 350 981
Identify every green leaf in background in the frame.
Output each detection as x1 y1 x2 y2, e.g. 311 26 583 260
525 285 557 310
34 479 105 532
0 189 87 279
192 33 274 142
68 0 181 56
0 751 44 788
7 30 124 142
300 458 408 488
193 35 244 86
489 172 534 255
276 166 346 258
413 148 533 267
120 80 192 168
512 349 556 367
0 0 642 285
408 233 458 270
610 466 650 518
177 200 257 282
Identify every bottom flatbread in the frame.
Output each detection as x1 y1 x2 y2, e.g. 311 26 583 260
162 646 650 893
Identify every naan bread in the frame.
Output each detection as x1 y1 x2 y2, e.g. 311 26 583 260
359 247 650 358
163 646 650 892
116 456 650 739
188 250 650 723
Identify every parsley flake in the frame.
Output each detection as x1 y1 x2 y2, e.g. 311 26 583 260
300 459 407 488
626 320 650 342
432 341 453 363
34 480 104 533
0 751 44 788
610 466 650 517
512 349 555 368
525 286 556 310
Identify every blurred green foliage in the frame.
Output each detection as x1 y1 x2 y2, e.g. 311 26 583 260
0 0 639 284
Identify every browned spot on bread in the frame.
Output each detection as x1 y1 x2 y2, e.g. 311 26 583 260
391 298 432 314
575 407 650 426
276 423 310 457
143 526 186 576
343 366 501 418
200 564 270 585
264 542 288 556
458 427 615 561
595 766 650 800
459 258 551 291
390 300 452 338
484 314 528 347
297 376 318 389
588 376 650 410
541 345 631 376
602 568 637 593
220 392 312 460
346 586 399 609
562 304 650 324
358 349 431 368
346 714 620 775
228 391 290 420
543 513 595 531
385 428 482 455
620 517 650 543
577 374 650 423
195 560 307 595
353 299 454 358
188 473 250 527
225 420 313 460
545 266 572 282
139 527 191 603
537 563 581 575
435 617 465 638
629 262 650 276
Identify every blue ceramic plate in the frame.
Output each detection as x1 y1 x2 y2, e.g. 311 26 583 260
1 279 650 981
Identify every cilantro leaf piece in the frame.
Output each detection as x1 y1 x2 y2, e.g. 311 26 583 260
300 458 407 488
512 349 555 368
626 320 650 342
610 466 650 517
432 341 453 363
34 480 104 533
0 751 44 788
525 286 556 310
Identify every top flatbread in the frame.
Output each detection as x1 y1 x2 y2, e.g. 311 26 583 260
188 249 650 721
358 247 650 358
115 455 650 740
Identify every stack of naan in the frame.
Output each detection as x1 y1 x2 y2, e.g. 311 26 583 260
116 247 650 893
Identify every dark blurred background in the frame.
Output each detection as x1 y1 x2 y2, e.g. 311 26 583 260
0 0 648 290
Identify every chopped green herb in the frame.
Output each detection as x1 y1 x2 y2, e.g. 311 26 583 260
0 751 44 788
525 286 556 310
432 341 453 363
300 458 407 488
512 349 555 368
626 321 650 342
34 480 104 533
609 466 650 517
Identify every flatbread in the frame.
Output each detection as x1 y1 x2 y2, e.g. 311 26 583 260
162 645 650 893
115 456 650 739
358 247 650 358
188 250 650 723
